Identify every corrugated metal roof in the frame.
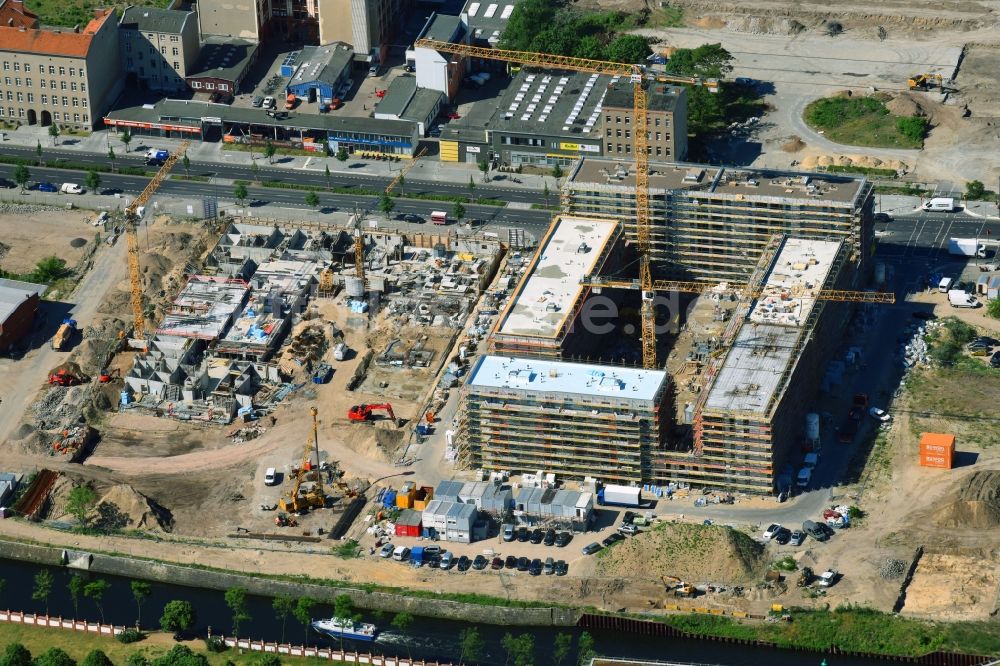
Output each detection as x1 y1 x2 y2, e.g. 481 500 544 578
0 278 45 323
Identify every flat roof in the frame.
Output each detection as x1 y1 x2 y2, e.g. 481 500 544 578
156 275 248 340
568 158 867 205
603 81 685 113
468 355 668 402
188 36 257 82
704 237 843 414
419 13 464 42
462 0 519 43
496 215 619 340
119 6 193 35
0 278 45 322
376 75 417 117
291 43 353 87
488 69 614 140
403 87 443 123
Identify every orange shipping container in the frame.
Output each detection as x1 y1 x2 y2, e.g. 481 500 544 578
919 452 953 469
919 432 955 454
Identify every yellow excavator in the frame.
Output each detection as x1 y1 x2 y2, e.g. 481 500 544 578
908 73 943 91
278 407 327 513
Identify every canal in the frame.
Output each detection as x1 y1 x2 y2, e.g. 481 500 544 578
0 558 889 665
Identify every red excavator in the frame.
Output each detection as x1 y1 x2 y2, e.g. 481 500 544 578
48 369 81 386
347 403 395 423
99 368 121 383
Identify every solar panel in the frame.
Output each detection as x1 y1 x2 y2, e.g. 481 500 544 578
484 3 498 17
467 2 480 16
500 4 514 19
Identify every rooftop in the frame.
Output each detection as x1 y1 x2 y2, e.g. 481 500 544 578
568 158 867 205
188 36 257 82
290 43 353 87
418 13 464 43
462 0 519 44
0 277 45 322
488 69 615 139
156 275 249 340
119 6 193 34
0 8 114 58
495 215 619 340
603 81 685 113
0 0 38 29
467 355 668 402
704 237 843 415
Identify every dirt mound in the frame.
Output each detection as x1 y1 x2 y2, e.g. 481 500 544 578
781 136 805 152
596 522 765 583
886 93 923 118
89 484 174 532
933 471 1000 529
800 154 909 173
692 16 725 29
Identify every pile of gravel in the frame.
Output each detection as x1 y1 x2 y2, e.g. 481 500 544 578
879 558 907 579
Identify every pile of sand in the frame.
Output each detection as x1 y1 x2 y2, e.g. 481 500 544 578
800 154 909 172
933 471 1000 529
596 522 765 583
886 93 923 118
88 484 174 532
781 136 806 152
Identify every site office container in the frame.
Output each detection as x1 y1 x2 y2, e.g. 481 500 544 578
919 452 953 469
918 433 955 469
395 508 422 537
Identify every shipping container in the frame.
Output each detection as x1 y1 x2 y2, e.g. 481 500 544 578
919 433 955 457
395 508 422 537
919 453 953 469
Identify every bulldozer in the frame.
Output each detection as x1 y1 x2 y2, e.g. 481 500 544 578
278 407 327 513
347 403 396 425
48 369 82 386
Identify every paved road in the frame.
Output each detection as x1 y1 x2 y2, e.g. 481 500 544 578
877 212 1000 258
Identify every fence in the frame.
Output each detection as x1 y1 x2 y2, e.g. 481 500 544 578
218 637 452 665
0 609 124 637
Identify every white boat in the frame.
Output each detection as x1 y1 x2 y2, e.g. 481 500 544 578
311 617 378 642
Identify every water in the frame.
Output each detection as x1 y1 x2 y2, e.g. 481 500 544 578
0 558 888 665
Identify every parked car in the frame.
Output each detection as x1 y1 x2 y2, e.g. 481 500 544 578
543 529 556 546
490 556 503 570
970 345 991 357
262 96 276 109
869 407 891 422
251 95 264 107
618 523 639 536
516 527 529 542
774 527 791 545
543 557 555 575
504 555 517 569
528 558 542 576
817 570 840 587
991 351 1000 368
762 523 783 540
34 182 58 192
502 523 514 541
555 532 572 547
554 560 568 576
802 520 829 542
622 511 636 525
789 530 805 546
582 542 602 555
472 555 488 570
378 543 395 558
530 529 544 544
456 555 471 571
439 551 453 569
601 533 624 547
818 523 836 539
392 546 410 561
0 178 15 189
974 336 1000 346
873 212 893 223
60 183 83 194
516 557 529 572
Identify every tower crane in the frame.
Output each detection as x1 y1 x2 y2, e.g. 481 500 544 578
124 140 190 341
413 40 718 369
279 406 326 513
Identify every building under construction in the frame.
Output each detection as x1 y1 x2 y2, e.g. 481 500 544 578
562 158 874 282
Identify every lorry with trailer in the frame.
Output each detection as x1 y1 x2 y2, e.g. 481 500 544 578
51 318 76 350
948 238 987 258
597 484 641 508
947 289 979 308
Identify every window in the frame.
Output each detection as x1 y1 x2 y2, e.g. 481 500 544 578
615 129 621 137
172 47 178 55
72 98 78 107
654 117 660 127
24 64 30 73
656 146 662 156
606 142 612 151
160 46 166 54
605 129 611 137
58 66 65 75
206 82 215 89
656 132 661 141
62 96 68 106
69 67 75 76
80 83 86 92
48 66 55 74
41 95 47 104
1 62 8 71
625 129 631 139
83 114 88 122
625 144 631 154
14 78 20 86
71 82 77 91
192 81 202 88
60 81 66 90
79 69 84 78
17 108 23 117
40 80 45 88
146 32 154 38
25 78 31 87
12 62 19 71
50 79 56 88
26 93 33 102
74 113 80 122
0 108 4 116
170 35 178 41
173 62 179 70
81 99 87 108
219 84 229 91
15 92 22 102
615 116 620 124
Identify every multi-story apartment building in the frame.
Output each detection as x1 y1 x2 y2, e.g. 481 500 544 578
0 0 38 29
119 7 200 94
0 8 122 131
601 81 687 162
318 0 408 56
198 0 270 41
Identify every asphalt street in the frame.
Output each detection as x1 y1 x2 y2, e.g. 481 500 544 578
876 211 1000 259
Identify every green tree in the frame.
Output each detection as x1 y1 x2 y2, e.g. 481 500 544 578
68 574 84 617
160 599 196 634
263 139 276 164
131 580 152 627
48 123 60 146
336 147 348 161
32 569 54 615
66 483 98 525
377 191 395 219
234 182 249 206
543 181 550 208
32 256 69 283
458 627 484 665
577 631 595 666
13 163 30 192
107 146 116 172
664 43 734 79
84 579 110 623
34 648 74 666
965 179 986 200
36 140 43 166
250 656 281 666
551 163 564 179
553 632 572 666
324 164 332 189
987 297 1000 319
895 116 928 143
120 128 132 152
182 153 191 177
572 35 606 60
249 160 260 182
272 595 295 644
224 586 251 637
391 611 414 657
397 174 405 196
292 597 316 646
81 650 114 666
451 200 466 223
85 169 101 192
686 84 725 136
606 34 651 63
501 632 534 666
305 191 320 210
1 643 32 666
478 159 490 182
468 176 476 203
150 646 208 666
125 653 147 666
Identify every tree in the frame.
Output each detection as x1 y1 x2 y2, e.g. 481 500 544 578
292 597 316 646
452 200 466 223
501 632 534 666
987 297 1000 320
468 176 476 203
85 169 101 193
249 160 259 182
48 123 60 146
34 648 74 666
66 483 98 525
577 631 595 666
150 646 208 666
606 34 651 64
250 656 280 666
966 179 986 200
377 191 395 219
131 580 152 627
182 153 191 177
32 256 68 283
551 163 564 179
896 116 928 143
224 587 251 637
32 569 53 615
263 139 276 164
36 140 43 166
324 164 331 189
81 650 114 666
391 611 414 657
478 159 490 182
160 599 196 634
120 128 132 152
397 174 405 196
68 574 84 617
664 43 734 79
573 35 605 61
458 627 484 665
234 182 249 206
686 84 725 137
543 181 550 208
84 579 110 623
13 163 30 192
107 146 116 172
125 653 147 666
305 191 320 210
553 632 572 666
336 147 348 162
272 595 295 644
0 643 32 666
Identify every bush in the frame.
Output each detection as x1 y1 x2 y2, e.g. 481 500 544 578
0 643 32 666
943 317 976 345
34 648 76 666
806 96 888 129
988 298 1000 320
203 636 227 653
151 646 208 666
773 555 798 571
895 116 928 142
81 650 114 666
965 179 986 200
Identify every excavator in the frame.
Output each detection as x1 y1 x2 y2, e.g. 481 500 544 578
48 369 82 386
278 407 327 513
908 73 944 91
347 403 395 424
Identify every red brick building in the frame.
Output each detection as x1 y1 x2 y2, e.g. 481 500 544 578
0 278 45 352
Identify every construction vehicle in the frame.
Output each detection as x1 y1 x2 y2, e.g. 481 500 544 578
274 512 298 527
48 369 81 386
908 73 943 90
797 566 815 587
347 403 396 423
278 407 326 513
98 368 121 383
51 318 76 351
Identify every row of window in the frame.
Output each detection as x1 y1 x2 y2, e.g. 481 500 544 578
2 91 88 107
2 77 86 93
190 81 231 92
606 114 671 127
607 143 671 157
606 129 672 141
125 32 180 42
128 59 181 72
0 108 88 123
2 62 85 77
124 42 180 56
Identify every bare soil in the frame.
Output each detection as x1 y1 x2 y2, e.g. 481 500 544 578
902 550 1000 620
0 204 95 273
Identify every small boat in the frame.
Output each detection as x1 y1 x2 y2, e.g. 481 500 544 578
311 617 378 642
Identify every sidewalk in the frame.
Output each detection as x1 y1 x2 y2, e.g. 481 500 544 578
878 194 1000 220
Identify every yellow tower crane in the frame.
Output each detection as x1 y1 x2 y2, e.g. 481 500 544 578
279 406 326 513
414 39 717 368
124 140 190 340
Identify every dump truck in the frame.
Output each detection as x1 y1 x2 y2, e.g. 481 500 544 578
51 318 76 351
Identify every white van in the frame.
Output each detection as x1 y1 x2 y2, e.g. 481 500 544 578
392 546 410 561
333 343 347 361
922 197 956 212
60 183 83 194
263 467 277 485
938 277 954 293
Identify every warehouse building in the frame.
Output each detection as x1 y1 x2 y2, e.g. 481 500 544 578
653 236 854 493
0 278 45 353
461 355 670 485
285 43 354 105
563 158 874 282
186 36 258 98
119 7 200 94
373 74 444 136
